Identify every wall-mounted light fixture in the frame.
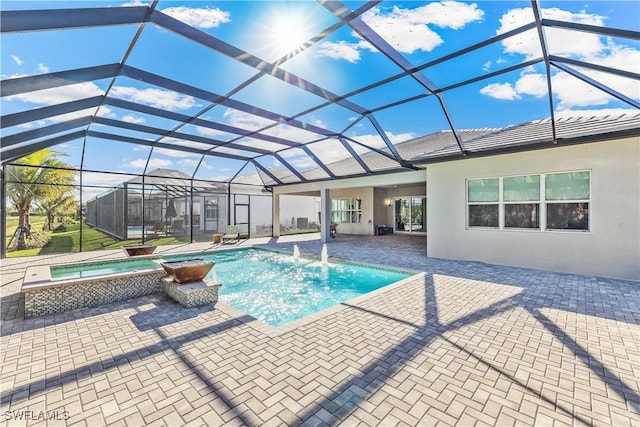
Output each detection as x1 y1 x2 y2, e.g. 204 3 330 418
384 198 392 207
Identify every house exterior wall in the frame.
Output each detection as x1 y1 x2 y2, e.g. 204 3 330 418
426 137 640 281
373 188 392 228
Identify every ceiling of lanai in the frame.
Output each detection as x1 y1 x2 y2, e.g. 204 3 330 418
1 1 638 187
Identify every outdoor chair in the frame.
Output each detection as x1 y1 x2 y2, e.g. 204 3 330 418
170 219 185 234
222 225 239 244
146 223 165 236
330 223 338 238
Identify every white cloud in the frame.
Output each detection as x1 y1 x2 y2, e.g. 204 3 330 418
193 125 233 139
235 138 289 152
153 147 200 158
514 72 547 98
590 41 640 74
551 71 617 109
110 86 198 111
38 64 49 73
222 109 273 130
125 158 172 169
480 82 521 100
197 161 214 170
81 171 129 188
279 151 316 170
262 123 321 143
161 6 230 29
482 67 638 109
11 55 22 65
220 108 322 143
498 7 604 60
6 81 104 105
484 6 640 110
482 61 492 71
80 172 131 199
317 41 361 63
160 137 213 152
359 2 484 54
178 158 200 167
121 114 145 124
121 0 147 6
314 1 483 63
50 108 103 124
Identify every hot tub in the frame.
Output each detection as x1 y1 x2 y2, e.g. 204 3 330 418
22 259 166 318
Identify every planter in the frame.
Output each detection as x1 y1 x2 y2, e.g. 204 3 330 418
160 259 215 284
122 244 157 256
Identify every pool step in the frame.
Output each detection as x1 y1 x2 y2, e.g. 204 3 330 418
161 277 222 308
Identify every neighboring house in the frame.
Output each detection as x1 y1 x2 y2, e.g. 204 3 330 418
85 168 272 239
273 114 640 281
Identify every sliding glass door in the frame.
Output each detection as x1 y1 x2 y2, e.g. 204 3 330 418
394 197 426 234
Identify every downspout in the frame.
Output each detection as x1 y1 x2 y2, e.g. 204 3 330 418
1 166 6 259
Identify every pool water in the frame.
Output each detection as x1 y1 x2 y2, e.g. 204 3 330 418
51 259 160 279
50 248 410 327
211 249 410 326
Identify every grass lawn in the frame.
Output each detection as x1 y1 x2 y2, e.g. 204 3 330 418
38 224 184 255
6 220 230 258
5 215 49 256
6 223 183 257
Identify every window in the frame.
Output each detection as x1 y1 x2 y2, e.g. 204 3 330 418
467 171 590 231
205 199 218 220
545 171 590 231
331 198 361 223
503 175 540 229
467 178 499 227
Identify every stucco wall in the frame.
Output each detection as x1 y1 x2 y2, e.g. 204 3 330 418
426 138 640 281
373 188 391 228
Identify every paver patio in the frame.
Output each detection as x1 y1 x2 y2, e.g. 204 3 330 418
1 234 639 426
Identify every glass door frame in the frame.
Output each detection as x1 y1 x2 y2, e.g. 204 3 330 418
393 196 426 235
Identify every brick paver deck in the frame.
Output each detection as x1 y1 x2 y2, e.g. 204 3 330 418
1 234 638 426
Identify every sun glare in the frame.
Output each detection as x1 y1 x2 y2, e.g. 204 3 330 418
268 13 313 56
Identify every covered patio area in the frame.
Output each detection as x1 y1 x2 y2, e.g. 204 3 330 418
1 234 638 426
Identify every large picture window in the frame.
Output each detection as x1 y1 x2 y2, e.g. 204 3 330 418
331 198 362 224
467 171 590 231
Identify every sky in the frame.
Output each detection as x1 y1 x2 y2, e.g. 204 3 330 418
1 0 639 196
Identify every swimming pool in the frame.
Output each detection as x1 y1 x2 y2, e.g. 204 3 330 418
211 249 410 326
48 248 411 326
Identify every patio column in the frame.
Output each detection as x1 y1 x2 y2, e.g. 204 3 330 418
273 193 280 238
320 188 331 243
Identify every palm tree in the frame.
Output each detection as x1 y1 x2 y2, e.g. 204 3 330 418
5 149 77 249
36 186 77 231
